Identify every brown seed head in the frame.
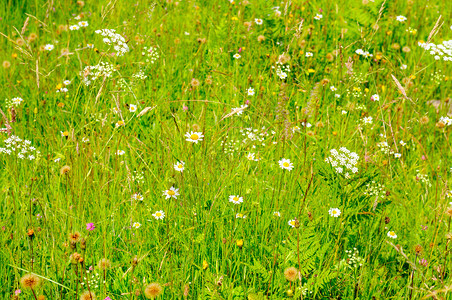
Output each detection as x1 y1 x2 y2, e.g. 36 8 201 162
27 228 35 239
2 60 11 68
60 165 71 175
415 244 423 255
446 207 452 217
70 252 82 264
190 78 200 88
98 258 112 270
68 231 81 243
20 273 41 290
80 291 96 300
436 121 446 129
284 267 298 282
144 283 163 299
420 116 429 125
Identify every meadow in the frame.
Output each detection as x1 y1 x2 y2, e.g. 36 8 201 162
0 0 451 299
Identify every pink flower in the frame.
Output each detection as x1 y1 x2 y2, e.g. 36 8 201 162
89 265 94 271
183 105 188 111
245 100 250 105
86 223 95 231
104 297 112 300
238 47 242 53
15 290 21 296
419 258 428 267
421 155 426 160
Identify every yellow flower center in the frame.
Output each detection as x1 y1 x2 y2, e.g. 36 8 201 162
178 164 183 168
290 221 295 226
190 134 199 140
332 210 337 214
283 162 289 167
167 190 175 196
233 197 238 201
156 212 162 217
390 231 395 236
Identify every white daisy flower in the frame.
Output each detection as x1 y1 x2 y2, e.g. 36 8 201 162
246 153 255 161
185 131 204 144
174 161 185 172
78 21 89 27
278 158 294 171
387 231 397 239
44 44 54 51
288 219 298 228
131 193 144 201
132 222 141 229
69 25 80 31
163 187 179 199
255 18 263 25
229 195 243 205
129 104 137 112
152 210 165 220
247 87 255 96
396 16 407 22
233 53 241 59
328 208 341 217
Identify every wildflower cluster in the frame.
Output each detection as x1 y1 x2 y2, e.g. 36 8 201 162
81 62 116 86
95 29 130 56
131 170 145 184
5 97 24 108
141 46 159 64
221 127 275 155
376 141 395 155
69 21 89 31
0 135 40 160
273 61 290 80
132 69 147 80
438 116 452 126
415 170 432 187
355 49 373 58
418 40 452 61
364 181 386 198
324 147 359 176
81 271 103 289
338 248 365 270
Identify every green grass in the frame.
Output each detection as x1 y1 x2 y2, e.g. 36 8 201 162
0 0 451 299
